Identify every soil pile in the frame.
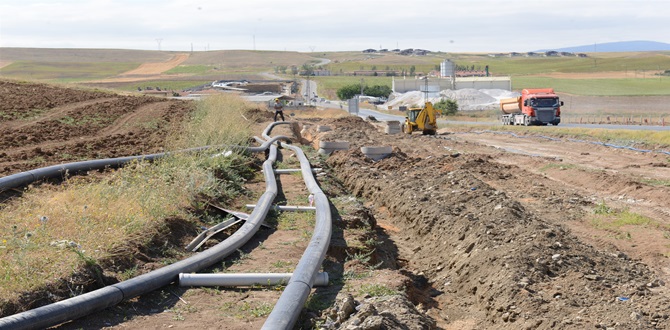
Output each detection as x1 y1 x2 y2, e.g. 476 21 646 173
319 124 670 328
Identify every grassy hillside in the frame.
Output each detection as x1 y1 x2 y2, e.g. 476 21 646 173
1 48 669 96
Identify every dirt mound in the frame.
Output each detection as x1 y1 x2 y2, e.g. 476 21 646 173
0 80 195 176
326 144 670 328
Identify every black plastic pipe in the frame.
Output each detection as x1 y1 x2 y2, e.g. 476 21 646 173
0 128 285 330
261 122 332 330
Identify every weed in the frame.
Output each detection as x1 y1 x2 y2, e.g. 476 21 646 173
540 162 577 172
342 269 372 281
271 260 292 269
58 116 76 126
359 284 398 297
169 308 185 321
249 302 273 317
232 249 251 265
593 200 613 215
304 294 333 311
640 178 670 187
119 266 138 281
346 249 375 264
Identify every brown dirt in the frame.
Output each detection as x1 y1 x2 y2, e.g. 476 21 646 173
4 80 670 329
87 54 190 83
316 117 670 328
0 80 195 176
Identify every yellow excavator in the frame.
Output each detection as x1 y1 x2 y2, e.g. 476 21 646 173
402 101 438 135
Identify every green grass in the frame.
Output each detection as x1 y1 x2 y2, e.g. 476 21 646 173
512 76 670 95
454 53 670 75
640 178 670 187
164 65 214 75
358 283 399 297
481 125 670 147
590 201 663 235
0 61 138 81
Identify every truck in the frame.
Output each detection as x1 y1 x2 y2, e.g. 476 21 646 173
500 88 563 126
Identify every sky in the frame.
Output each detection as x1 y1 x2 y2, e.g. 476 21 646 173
0 0 668 53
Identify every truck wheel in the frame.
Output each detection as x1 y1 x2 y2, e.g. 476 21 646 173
524 116 530 126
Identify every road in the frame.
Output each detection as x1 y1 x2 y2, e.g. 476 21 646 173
356 108 670 131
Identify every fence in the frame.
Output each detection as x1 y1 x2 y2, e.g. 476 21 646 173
562 115 667 126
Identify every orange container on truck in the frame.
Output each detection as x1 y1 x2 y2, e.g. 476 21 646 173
500 88 563 126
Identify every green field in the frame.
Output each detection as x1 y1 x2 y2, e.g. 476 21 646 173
1 48 670 97
512 76 670 95
0 61 139 82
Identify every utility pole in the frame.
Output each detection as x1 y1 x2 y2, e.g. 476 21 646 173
305 75 311 106
155 38 163 51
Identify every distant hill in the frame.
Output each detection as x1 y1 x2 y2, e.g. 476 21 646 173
538 40 670 53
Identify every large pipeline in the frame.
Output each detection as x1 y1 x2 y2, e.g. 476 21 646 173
261 122 333 330
0 136 290 194
0 128 287 329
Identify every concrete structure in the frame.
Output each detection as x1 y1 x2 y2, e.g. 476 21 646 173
392 76 511 93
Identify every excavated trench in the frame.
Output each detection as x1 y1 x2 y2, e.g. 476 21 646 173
312 117 670 329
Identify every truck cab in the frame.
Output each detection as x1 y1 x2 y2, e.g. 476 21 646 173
520 89 563 125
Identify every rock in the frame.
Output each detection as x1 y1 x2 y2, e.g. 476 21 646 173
584 274 601 281
339 294 357 321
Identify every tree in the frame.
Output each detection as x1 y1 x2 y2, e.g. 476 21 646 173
336 84 362 100
434 98 459 116
336 84 392 100
301 63 314 76
409 65 416 76
364 85 392 98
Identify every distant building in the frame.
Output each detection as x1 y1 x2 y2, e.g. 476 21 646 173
362 49 377 53
312 70 331 76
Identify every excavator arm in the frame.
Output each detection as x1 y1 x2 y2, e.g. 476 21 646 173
417 102 437 135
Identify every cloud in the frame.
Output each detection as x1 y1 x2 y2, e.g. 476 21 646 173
1 0 668 52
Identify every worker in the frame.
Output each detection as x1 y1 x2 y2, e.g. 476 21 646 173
273 98 285 122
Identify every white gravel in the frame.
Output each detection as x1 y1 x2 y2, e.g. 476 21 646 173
386 89 520 111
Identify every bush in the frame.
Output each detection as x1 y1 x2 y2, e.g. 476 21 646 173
336 84 392 100
434 98 459 116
